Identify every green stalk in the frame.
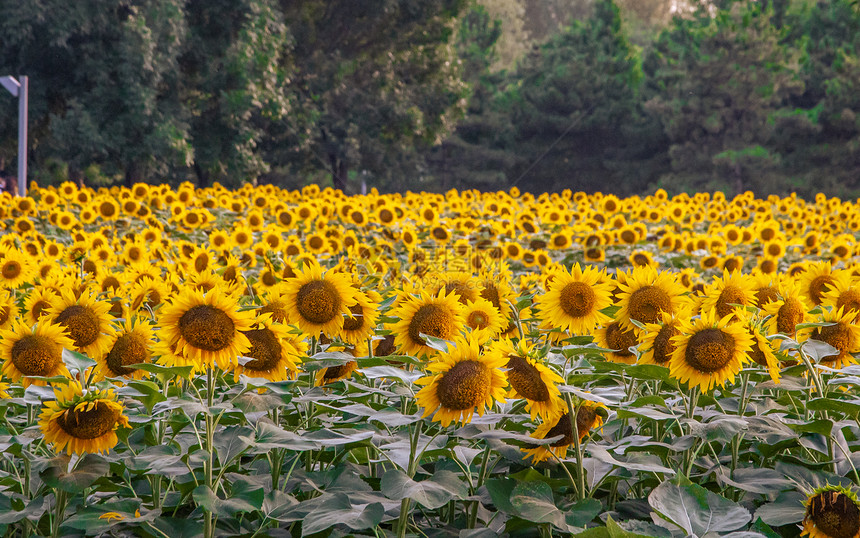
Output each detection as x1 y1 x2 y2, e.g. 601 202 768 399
467 443 492 528
203 367 215 538
396 422 423 538
564 393 587 501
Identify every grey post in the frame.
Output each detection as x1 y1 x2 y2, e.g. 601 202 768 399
1 75 27 196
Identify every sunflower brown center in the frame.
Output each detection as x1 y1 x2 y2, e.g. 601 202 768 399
178 305 235 351
716 285 746 319
57 402 120 440
545 412 574 447
259 300 287 323
809 275 835 306
776 298 805 334
30 300 51 320
506 355 549 402
684 328 735 373
323 361 356 380
755 286 779 307
105 332 148 376
436 360 490 411
576 406 599 438
836 291 860 318
627 286 671 325
55 305 101 349
407 303 455 346
480 285 501 310
652 325 678 364
620 230 636 244
559 282 596 318
605 322 637 357
812 323 851 362
342 304 365 332
467 310 489 330
375 334 396 357
11 335 61 376
296 280 342 324
2 261 21 280
808 491 860 538
242 328 282 371
632 254 650 266
444 282 475 304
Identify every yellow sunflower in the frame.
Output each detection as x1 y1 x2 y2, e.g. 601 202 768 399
822 271 860 322
340 287 382 346
281 260 358 339
798 307 860 370
415 336 507 427
669 309 753 392
698 270 757 320
0 248 34 289
762 279 810 337
535 263 612 335
522 400 607 463
93 316 155 381
47 288 115 360
800 261 837 307
638 310 684 367
801 485 860 538
390 289 465 358
615 266 685 334
39 380 130 455
159 286 254 370
232 313 303 383
595 320 639 364
739 313 781 384
315 358 359 386
489 339 564 421
0 319 74 386
463 297 505 343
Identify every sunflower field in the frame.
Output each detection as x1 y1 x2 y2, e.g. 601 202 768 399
3 183 860 537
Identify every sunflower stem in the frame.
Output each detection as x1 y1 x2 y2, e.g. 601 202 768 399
564 393 587 501
467 443 492 529
203 366 215 538
396 421 423 538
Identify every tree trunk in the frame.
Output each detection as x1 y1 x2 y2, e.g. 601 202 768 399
125 162 142 188
331 154 348 192
193 161 209 188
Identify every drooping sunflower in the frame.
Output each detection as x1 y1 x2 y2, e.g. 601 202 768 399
488 339 564 421
798 307 860 370
638 310 683 367
522 400 608 463
801 484 860 538
762 279 810 337
698 270 757 320
315 358 359 386
463 297 505 343
415 336 507 427
93 316 155 381
281 260 358 339
159 286 254 370
615 266 685 334
739 313 781 384
800 261 838 307
47 288 115 360
39 380 130 455
0 319 74 386
669 309 753 392
595 320 639 364
390 289 465 358
340 286 382 346
535 263 612 335
232 313 303 383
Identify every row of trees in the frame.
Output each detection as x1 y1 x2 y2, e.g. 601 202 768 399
1 0 860 196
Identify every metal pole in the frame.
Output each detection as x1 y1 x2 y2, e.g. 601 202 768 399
17 76 27 197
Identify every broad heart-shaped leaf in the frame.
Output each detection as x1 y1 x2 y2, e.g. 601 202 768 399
380 469 468 509
0 496 48 524
419 333 452 353
649 481 750 536
753 491 806 526
300 493 384 536
508 480 568 530
213 426 253 467
62 348 96 375
40 454 109 493
801 339 840 362
240 419 319 452
573 515 670 538
192 480 264 518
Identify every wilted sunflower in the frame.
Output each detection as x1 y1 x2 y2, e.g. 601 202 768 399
159 286 254 370
39 380 130 455
798 307 860 370
669 309 753 392
0 319 74 386
615 266 685 334
638 310 683 367
281 260 358 339
415 336 507 427
801 485 860 538
94 316 155 381
522 400 608 463
535 263 612 335
463 297 505 343
390 289 465 358
233 314 303 383
489 339 563 421
48 288 115 360
595 320 639 364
